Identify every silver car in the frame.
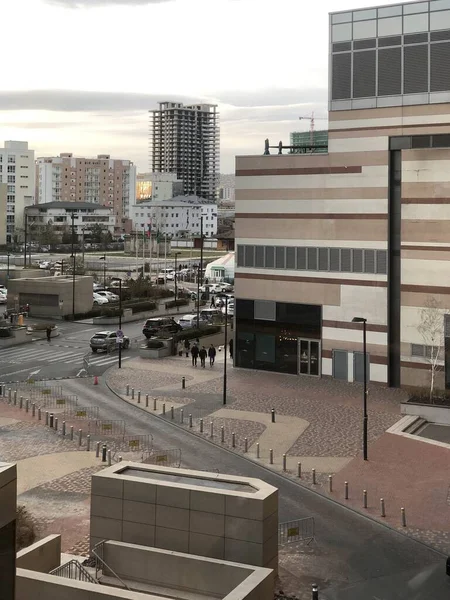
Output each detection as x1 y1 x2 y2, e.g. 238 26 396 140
90 330 130 353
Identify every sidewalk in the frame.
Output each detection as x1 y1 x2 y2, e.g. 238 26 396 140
106 355 450 554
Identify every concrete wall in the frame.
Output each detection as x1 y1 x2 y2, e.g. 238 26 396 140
401 402 450 425
0 328 31 348
90 464 278 572
0 463 17 600
16 534 61 573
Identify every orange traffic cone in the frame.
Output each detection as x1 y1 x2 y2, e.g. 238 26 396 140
94 376 99 385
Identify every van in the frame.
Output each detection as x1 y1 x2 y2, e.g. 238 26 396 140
199 308 222 323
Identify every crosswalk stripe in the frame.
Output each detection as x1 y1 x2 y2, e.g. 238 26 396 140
1 349 56 361
0 348 47 358
90 356 131 366
46 352 86 363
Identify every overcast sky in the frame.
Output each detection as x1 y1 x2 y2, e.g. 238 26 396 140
2 0 397 173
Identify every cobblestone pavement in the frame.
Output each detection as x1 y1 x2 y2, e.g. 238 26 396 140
108 365 194 395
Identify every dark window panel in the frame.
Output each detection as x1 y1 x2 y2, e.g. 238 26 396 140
378 35 402 46
286 247 296 269
235 299 254 320
353 50 376 98
376 250 388 274
265 246 275 268
432 134 450 147
404 33 428 44
297 248 307 270
431 30 450 41
255 246 264 268
275 246 286 269
364 249 376 273
254 300 276 321
318 248 329 271
332 53 351 100
330 248 340 271
341 248 352 272
354 39 376 50
276 302 321 334
244 245 255 268
353 249 363 273
412 135 432 148
333 42 352 52
237 245 244 267
378 47 402 96
307 247 318 271
404 45 429 94
431 42 450 92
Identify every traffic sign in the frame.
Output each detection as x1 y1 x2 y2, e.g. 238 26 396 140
117 338 124 344
117 330 123 338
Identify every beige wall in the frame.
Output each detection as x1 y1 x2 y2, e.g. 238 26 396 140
16 535 61 573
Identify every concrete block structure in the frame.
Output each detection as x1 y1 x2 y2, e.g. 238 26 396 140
90 463 278 572
0 462 17 600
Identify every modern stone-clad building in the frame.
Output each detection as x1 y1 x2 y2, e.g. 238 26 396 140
235 0 450 390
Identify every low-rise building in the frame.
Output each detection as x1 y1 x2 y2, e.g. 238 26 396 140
136 172 183 203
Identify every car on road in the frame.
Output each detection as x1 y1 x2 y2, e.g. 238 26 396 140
39 261 51 269
95 290 120 302
143 317 182 339
90 330 130 353
0 285 7 294
93 293 108 306
177 314 208 329
0 293 6 304
222 302 234 316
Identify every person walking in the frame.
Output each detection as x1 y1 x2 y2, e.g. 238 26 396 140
183 338 190 358
208 344 216 367
46 326 52 342
210 295 215 308
191 343 199 367
199 346 207 368
177 340 183 357
229 338 233 360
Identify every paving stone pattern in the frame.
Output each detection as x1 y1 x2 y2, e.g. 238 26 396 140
108 368 194 395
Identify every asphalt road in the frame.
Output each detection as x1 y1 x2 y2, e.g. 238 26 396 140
57 377 449 600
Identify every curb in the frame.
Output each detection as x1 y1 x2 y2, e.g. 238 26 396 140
104 373 447 560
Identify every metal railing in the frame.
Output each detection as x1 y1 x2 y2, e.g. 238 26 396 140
50 559 97 584
141 448 181 468
92 540 130 590
278 516 315 545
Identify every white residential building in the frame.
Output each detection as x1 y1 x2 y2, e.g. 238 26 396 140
130 195 217 239
0 141 35 243
25 202 115 238
136 172 183 203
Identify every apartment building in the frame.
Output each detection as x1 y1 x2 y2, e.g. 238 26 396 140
0 141 35 244
36 153 136 236
25 202 115 238
149 102 219 202
130 195 217 239
235 0 450 390
0 184 6 246
136 172 183 203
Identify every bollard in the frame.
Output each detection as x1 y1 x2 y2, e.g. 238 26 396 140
8 388 11 403
137 390 141 404
380 498 386 518
54 417 58 431
180 409 184 424
14 390 17 405
70 426 74 441
298 462 302 478
221 426 225 443
363 490 367 509
118 456 122 462
312 468 316 484
87 435 91 452
269 449 273 464
232 432 236 448
32 403 36 417
345 481 349 500
200 418 203 433
20 396 23 409
244 438 248 453
49 413 54 428
189 414 193 428
126 384 130 396
256 443 260 459
102 445 107 462
312 583 319 600
107 449 111 466
62 421 66 436
171 406 174 420
96 442 100 458
45 411 49 426
210 422 214 438
78 429 82 447
328 475 333 493
38 407 41 421
283 453 287 472
145 394 149 408
401 507 406 527
182 377 186 389
162 403 166 416
153 397 157 411
271 408 275 423
25 399 29 413
131 388 135 400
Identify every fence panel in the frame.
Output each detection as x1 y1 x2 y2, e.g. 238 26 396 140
278 517 315 545
89 420 126 437
141 448 181 468
41 395 78 409
63 406 99 420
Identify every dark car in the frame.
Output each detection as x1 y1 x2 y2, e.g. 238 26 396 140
90 330 130 353
142 317 182 339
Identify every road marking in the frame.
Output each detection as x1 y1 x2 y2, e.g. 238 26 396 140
90 356 131 366
0 367 43 378
46 352 86 363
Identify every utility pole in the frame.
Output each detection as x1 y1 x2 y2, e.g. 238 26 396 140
223 299 228 405
23 211 28 268
71 213 76 320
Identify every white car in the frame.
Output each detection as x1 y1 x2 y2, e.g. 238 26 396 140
0 293 6 304
93 283 104 292
96 291 119 302
222 302 234 316
0 285 7 294
93 293 109 306
39 261 51 269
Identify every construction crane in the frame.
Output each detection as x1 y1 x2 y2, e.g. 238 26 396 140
298 112 327 146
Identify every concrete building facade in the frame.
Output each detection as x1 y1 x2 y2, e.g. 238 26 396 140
26 202 115 239
0 141 35 244
0 183 7 246
149 102 220 202
136 172 183 203
36 153 136 235
235 0 450 390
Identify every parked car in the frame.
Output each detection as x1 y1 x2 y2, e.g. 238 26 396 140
93 293 108 306
39 261 51 269
199 308 222 322
96 290 120 302
93 283 104 292
0 293 6 304
90 330 130 353
222 302 234 316
177 314 207 329
142 317 182 339
0 285 7 294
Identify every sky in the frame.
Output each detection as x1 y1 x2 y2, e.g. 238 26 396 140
2 0 400 173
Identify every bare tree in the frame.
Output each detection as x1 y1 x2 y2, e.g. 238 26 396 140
417 298 445 401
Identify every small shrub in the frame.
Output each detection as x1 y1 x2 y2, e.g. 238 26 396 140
0 327 12 338
174 325 221 343
165 299 189 310
145 340 165 349
16 505 37 551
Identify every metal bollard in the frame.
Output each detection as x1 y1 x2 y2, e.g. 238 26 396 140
244 438 248 453
312 583 319 600
200 418 203 433
25 399 29 413
345 481 349 500
271 408 275 423
145 394 149 408
137 390 141 403
38 407 41 421
328 475 333 493
162 403 166 416
298 462 302 478
78 429 82 447
182 377 186 389
283 454 287 472
221 426 225 443
19 396 23 410
210 422 213 437
126 384 129 396
401 507 406 527
153 397 157 411
312 468 316 484
13 390 17 405
269 449 273 464
62 421 66 436
232 432 236 448
102 445 107 462
189 414 193 428
131 388 135 400
96 442 100 458
118 456 122 462
54 417 58 431
107 449 111 466
86 435 91 452
70 426 74 441
32 403 36 417
380 498 386 518
180 408 184 424
49 413 54 428
256 443 260 459
8 388 11 403
171 406 174 420
363 490 367 509
45 411 49 426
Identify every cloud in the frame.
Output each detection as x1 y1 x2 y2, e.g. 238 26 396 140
45 0 173 7
214 87 328 108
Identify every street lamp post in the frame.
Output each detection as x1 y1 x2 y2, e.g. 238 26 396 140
174 252 181 309
7 253 10 279
112 278 123 368
103 254 106 288
71 213 76 320
196 216 204 329
23 212 28 268
223 298 228 405
352 316 368 461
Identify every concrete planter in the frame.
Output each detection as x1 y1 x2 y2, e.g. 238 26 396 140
401 401 450 425
27 326 59 339
0 327 31 348
139 345 172 359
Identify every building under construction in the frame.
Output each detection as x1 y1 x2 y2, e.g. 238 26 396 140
290 129 328 153
149 101 220 202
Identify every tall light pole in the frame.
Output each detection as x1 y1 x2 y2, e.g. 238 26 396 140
99 254 106 288
174 252 181 309
223 298 228 405
23 211 28 268
71 213 76 320
112 278 123 369
352 316 368 461
7 252 10 279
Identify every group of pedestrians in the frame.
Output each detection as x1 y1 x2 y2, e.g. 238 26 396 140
178 337 233 368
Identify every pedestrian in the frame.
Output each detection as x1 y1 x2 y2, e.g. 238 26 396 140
183 338 190 358
195 337 200 346
210 295 215 308
199 346 207 368
177 340 183 357
46 326 52 342
208 344 216 367
229 338 233 360
191 343 199 367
